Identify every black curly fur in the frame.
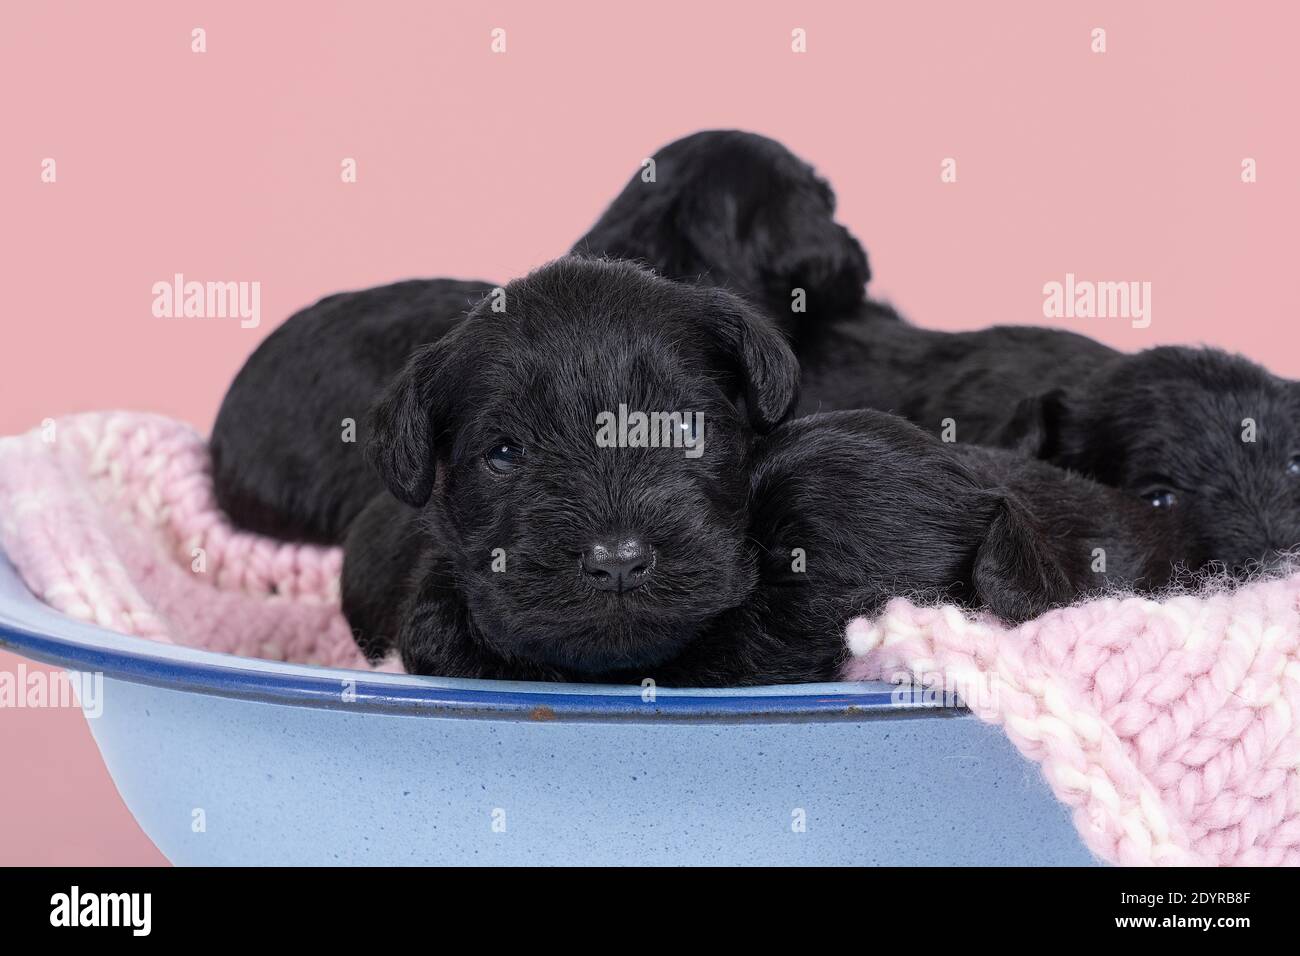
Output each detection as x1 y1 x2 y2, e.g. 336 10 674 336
794 306 1300 573
342 261 1183 685
210 130 867 543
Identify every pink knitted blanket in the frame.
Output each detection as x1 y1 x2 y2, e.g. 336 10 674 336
844 585 1300 865
2 412 1297 865
0 412 368 669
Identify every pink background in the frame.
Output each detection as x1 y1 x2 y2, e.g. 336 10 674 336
1 2 1297 864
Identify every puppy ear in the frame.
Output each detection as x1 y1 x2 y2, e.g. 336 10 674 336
675 186 870 321
993 388 1070 459
761 221 869 319
700 288 800 431
760 178 869 317
365 341 450 507
971 496 1075 625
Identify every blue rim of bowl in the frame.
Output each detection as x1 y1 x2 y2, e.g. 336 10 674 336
0 556 964 724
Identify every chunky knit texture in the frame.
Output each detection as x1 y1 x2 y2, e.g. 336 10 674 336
2 412 1297 864
0 412 370 669
844 579 1300 866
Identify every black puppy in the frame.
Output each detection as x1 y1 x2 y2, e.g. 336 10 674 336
341 259 1162 685
573 129 868 324
738 411 1187 636
794 307 1300 573
345 256 796 680
211 129 865 543
210 278 495 543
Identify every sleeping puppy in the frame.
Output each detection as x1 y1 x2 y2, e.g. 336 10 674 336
572 129 868 324
210 279 495 544
794 304 1300 575
211 129 865 544
341 258 1133 685
726 412 1187 665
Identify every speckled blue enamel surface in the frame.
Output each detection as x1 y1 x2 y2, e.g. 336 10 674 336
0 551 1096 866
88 680 1094 865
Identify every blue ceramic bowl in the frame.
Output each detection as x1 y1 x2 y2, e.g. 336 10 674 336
0 550 1094 865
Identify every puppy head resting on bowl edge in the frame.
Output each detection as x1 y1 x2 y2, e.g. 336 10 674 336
363 256 798 676
998 345 1300 575
572 129 869 325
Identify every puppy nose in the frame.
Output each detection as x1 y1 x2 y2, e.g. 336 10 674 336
581 537 654 592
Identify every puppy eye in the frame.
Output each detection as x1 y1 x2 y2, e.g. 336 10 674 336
484 443 525 475
1144 488 1178 509
1288 454 1300 477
